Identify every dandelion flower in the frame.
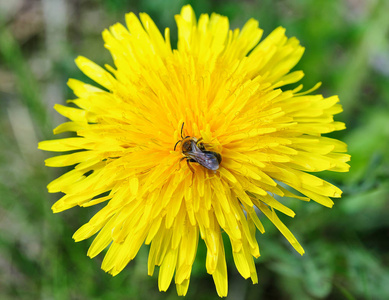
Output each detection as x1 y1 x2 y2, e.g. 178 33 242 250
39 5 350 297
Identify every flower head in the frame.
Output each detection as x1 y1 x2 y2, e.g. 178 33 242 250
39 5 350 297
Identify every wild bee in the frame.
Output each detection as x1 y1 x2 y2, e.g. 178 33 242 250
174 123 222 172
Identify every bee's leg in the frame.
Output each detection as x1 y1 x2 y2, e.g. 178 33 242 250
190 172 195 187
196 137 204 150
196 138 213 151
186 159 196 187
175 156 186 172
186 159 195 174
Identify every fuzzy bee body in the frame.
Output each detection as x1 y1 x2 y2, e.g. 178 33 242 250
174 123 222 172
182 138 221 171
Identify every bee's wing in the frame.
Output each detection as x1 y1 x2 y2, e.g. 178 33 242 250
186 143 220 170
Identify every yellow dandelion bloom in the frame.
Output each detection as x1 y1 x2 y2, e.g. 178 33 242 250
39 5 350 297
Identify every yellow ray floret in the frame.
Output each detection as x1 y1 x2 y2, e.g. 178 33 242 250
39 4 350 297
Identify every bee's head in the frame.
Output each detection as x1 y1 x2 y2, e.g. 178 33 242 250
181 138 193 153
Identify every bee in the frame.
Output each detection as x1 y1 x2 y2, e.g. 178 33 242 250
174 123 222 173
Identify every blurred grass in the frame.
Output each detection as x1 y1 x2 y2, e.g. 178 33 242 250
1 0 389 299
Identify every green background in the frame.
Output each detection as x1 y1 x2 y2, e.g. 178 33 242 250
1 0 389 299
